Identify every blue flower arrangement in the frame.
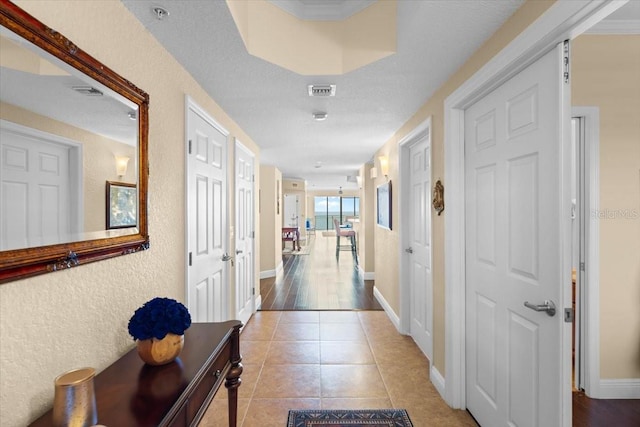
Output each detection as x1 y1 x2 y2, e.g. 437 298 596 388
128 297 192 341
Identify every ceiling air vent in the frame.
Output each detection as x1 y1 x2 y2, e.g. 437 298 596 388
308 84 336 97
72 86 103 96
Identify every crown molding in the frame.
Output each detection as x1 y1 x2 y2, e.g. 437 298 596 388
267 0 376 21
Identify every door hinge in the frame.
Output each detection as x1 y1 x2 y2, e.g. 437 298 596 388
564 307 574 323
580 262 585 271
252 288 255 296
250 231 255 239
188 252 192 266
563 39 570 84
252 174 255 182
188 139 192 154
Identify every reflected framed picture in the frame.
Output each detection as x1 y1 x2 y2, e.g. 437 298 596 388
377 180 392 230
106 181 137 229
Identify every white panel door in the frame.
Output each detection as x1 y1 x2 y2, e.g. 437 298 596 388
0 125 72 250
283 194 298 227
187 102 228 323
408 133 433 361
235 140 255 325
465 44 567 426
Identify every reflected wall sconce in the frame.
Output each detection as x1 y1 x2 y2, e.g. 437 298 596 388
356 175 362 189
115 156 130 177
378 155 389 180
370 167 378 179
433 179 444 216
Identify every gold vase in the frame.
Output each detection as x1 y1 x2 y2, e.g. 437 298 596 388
52 367 97 427
136 333 184 366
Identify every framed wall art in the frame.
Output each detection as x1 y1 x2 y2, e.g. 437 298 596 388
106 181 137 229
377 180 392 230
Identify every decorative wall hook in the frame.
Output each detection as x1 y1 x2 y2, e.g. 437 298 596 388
433 180 444 216
48 251 80 272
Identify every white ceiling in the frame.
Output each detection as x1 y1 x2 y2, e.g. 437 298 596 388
120 0 529 190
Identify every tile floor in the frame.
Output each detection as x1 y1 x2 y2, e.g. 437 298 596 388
199 310 477 426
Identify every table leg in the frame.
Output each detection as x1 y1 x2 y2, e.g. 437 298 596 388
226 325 243 427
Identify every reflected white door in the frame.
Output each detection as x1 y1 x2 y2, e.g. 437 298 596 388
465 44 568 426
235 140 255 325
186 100 228 322
408 132 433 361
0 122 79 250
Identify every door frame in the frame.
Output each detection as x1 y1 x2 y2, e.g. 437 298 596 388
572 107 601 397
443 0 625 424
234 138 258 319
398 117 433 356
184 95 229 319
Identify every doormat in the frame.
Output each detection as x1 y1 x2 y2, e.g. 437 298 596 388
287 409 413 427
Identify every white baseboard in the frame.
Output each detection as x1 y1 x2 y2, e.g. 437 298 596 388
595 379 640 399
259 260 284 279
357 266 375 281
254 294 262 311
260 269 275 279
373 286 401 332
431 365 446 400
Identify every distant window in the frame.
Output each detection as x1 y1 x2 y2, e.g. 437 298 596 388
313 196 359 230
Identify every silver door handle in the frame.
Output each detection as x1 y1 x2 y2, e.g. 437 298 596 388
405 247 413 254
524 300 556 317
222 253 233 262
235 249 243 254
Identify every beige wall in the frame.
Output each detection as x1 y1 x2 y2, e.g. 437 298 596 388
572 35 640 379
0 102 137 233
259 165 283 275
371 0 555 374
0 1 260 426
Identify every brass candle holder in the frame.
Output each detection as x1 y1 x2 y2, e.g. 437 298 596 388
52 367 97 427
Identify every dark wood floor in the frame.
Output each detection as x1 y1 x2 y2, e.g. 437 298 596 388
259 233 382 310
259 235 638 425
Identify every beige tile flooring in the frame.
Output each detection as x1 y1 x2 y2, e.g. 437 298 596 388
199 310 477 426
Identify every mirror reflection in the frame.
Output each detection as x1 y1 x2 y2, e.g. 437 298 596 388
0 26 139 251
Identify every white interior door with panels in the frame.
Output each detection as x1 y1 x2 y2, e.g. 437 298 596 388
283 193 299 228
464 44 569 427
186 97 229 323
234 140 255 325
1 120 81 250
399 118 433 364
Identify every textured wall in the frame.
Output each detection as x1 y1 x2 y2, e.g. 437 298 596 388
572 34 640 379
0 1 260 426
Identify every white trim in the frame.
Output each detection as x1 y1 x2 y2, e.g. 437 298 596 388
398 117 433 357
597 379 640 398
276 260 283 275
254 294 262 311
431 365 446 399
260 269 277 279
373 286 401 332
443 0 626 421
357 265 375 280
586 19 640 34
573 107 601 398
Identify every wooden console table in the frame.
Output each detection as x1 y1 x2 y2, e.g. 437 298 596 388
29 321 243 427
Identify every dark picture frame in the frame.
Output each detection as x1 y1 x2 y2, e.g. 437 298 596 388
106 181 137 229
377 180 392 230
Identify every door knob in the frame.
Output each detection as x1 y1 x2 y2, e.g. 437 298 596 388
222 253 233 262
236 249 243 254
524 300 556 317
405 247 413 254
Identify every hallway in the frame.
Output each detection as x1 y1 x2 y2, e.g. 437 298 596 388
259 233 382 310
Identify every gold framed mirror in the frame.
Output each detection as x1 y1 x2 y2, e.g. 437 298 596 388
0 0 149 283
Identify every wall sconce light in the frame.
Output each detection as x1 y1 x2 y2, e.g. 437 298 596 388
378 155 389 179
115 156 130 177
370 167 378 179
356 175 362 189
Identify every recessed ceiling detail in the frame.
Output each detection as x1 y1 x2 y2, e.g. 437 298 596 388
226 0 396 75
267 0 377 21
